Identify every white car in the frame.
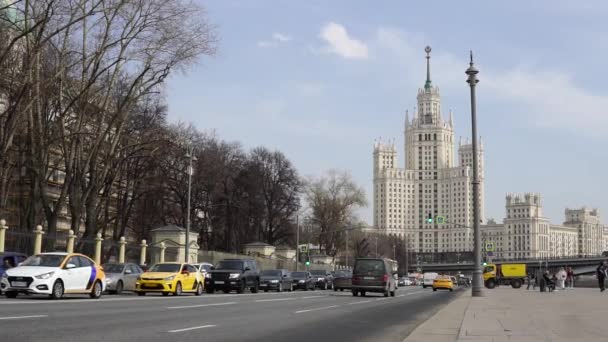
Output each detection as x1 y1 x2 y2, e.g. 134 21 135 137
0 252 106 299
195 262 213 280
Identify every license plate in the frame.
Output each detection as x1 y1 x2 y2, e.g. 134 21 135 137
260 284 267 286
364 277 375 280
11 281 27 287
215 281 224 284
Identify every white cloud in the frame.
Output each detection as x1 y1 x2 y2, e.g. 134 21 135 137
257 32 292 48
272 33 292 42
372 27 608 137
319 22 368 60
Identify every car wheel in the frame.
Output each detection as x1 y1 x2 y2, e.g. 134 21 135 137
251 280 259 293
90 280 102 299
174 282 182 296
278 283 283 293
50 280 64 299
311 285 315 291
304 285 308 291
449 288 453 292
433 288 437 292
340 288 344 292
5 291 17 298
162 292 169 296
384 290 389 297
206 286 215 294
222 289 230 294
352 290 358 297
361 291 366 297
137 291 146 296
115 281 123 295
237 280 245 294
195 282 203 296
333 286 338 292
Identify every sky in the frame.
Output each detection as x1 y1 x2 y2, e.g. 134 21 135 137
166 0 608 226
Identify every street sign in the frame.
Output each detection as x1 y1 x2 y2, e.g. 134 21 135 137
436 216 445 224
299 244 308 253
485 242 494 252
487 251 494 257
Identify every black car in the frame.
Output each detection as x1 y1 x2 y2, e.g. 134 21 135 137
310 270 333 290
259 269 293 292
205 259 260 294
332 271 352 291
291 271 315 291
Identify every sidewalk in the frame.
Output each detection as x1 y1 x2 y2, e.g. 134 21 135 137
404 287 608 342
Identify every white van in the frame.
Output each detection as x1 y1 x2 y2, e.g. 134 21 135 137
422 272 438 288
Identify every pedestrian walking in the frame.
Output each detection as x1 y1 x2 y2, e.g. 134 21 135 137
596 261 607 292
566 266 574 289
557 267 567 290
526 272 535 290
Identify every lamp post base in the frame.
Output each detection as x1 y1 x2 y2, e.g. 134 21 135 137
471 270 485 297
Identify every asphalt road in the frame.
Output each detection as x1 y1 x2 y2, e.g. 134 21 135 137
0 286 462 342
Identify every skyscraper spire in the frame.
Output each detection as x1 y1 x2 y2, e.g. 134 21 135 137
424 46 432 90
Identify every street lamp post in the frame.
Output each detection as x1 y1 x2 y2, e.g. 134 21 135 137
296 215 300 271
185 146 196 263
466 51 484 297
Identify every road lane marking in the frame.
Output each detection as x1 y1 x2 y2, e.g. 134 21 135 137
406 291 426 296
0 315 47 320
347 300 371 305
255 298 296 303
300 296 324 299
167 302 236 310
295 305 340 314
168 324 216 333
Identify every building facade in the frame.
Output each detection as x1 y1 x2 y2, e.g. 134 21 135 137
373 46 484 254
481 193 606 259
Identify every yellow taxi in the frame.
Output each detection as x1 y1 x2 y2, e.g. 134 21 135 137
135 263 204 296
432 275 454 292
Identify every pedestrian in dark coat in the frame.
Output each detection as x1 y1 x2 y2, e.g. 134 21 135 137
597 261 607 292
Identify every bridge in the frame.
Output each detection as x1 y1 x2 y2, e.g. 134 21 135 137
408 256 606 275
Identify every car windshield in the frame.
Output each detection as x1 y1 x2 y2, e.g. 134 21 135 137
201 264 211 271
292 272 308 278
103 264 125 273
216 260 244 270
149 264 180 273
354 260 385 276
310 270 325 275
260 270 281 276
20 254 65 267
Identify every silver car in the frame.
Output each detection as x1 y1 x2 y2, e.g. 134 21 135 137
195 262 213 280
103 263 143 294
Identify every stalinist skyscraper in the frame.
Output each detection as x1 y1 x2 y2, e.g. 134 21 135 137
373 46 485 254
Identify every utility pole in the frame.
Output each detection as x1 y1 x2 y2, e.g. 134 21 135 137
185 145 196 263
345 229 349 269
466 51 484 297
296 215 299 271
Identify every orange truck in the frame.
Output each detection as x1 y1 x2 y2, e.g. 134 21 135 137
483 263 526 289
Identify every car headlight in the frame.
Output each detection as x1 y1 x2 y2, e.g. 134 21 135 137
318 278 324 281
164 275 175 281
35 271 55 280
299 280 305 283
206 273 212 279
270 280 279 283
1 273 8 280
229 273 240 279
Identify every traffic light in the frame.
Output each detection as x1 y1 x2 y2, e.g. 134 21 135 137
483 262 487 266
305 259 310 266
426 213 433 223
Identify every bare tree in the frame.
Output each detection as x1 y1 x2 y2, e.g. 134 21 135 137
304 170 367 257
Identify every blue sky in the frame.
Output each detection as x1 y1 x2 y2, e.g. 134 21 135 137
166 0 607 225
